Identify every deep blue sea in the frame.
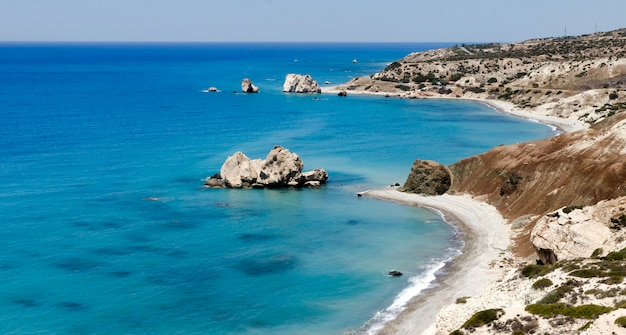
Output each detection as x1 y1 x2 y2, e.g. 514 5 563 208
0 43 554 334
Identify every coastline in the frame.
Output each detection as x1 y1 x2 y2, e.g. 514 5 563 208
359 190 514 334
323 89 587 334
321 86 588 134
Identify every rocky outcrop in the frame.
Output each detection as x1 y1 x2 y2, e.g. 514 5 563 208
257 146 304 187
241 78 259 93
530 196 626 264
400 159 451 195
282 74 321 93
205 146 327 189
217 152 264 188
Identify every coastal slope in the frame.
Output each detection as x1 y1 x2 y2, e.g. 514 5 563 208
351 28 626 334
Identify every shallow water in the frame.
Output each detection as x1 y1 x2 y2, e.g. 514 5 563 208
0 43 554 334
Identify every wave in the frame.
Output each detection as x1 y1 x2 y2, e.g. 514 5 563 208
355 247 463 335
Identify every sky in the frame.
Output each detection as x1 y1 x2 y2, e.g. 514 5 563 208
1 0 625 43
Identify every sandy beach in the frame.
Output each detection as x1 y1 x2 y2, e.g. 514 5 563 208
332 91 588 334
360 190 515 334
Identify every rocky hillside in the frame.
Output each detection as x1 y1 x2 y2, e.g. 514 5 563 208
335 28 626 125
448 113 626 258
370 29 626 261
362 28 626 335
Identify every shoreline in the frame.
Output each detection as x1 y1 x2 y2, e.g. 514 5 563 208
321 86 588 134
359 190 513 334
325 89 587 334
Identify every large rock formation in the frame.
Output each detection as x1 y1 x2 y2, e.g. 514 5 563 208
206 146 328 188
531 197 626 264
282 74 321 93
241 78 259 93
400 159 451 195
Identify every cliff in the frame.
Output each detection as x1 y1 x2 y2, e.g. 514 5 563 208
449 113 626 257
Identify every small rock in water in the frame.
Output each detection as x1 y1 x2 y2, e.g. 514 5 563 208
388 270 403 277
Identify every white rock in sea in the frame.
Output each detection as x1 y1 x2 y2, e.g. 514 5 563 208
299 169 328 185
258 146 304 187
207 146 327 188
282 74 321 93
241 78 259 93
220 152 263 188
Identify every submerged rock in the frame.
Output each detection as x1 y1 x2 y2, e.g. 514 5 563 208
388 270 403 277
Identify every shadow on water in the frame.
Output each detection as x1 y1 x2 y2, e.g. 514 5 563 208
233 254 299 277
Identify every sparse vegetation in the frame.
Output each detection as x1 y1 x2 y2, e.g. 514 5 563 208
461 308 504 329
521 264 554 278
456 296 470 304
538 285 573 304
532 278 554 290
616 316 626 327
563 205 584 214
525 303 614 319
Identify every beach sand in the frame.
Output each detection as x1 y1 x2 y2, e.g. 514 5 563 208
361 190 515 334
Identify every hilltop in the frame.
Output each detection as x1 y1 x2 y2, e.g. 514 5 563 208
332 28 626 125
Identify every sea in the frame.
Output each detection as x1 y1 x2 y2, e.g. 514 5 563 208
0 42 555 334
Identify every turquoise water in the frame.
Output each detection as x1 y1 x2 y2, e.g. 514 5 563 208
0 43 554 334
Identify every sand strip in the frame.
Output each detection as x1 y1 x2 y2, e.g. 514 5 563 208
361 190 512 334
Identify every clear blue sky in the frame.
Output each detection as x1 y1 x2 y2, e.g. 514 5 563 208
1 0 624 43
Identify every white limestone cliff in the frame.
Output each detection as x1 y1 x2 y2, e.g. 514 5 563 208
282 74 321 93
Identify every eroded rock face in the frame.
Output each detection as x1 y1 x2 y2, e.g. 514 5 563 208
241 78 259 93
206 146 327 188
531 197 626 264
258 146 304 187
219 152 263 188
282 74 321 93
400 159 451 195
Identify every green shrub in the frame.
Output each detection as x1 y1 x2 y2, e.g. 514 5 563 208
526 303 613 319
538 285 573 304
564 304 614 319
450 73 463 81
609 92 619 100
449 330 464 335
591 248 603 258
563 205 584 214
394 84 412 91
512 330 524 335
579 321 592 331
465 87 486 94
521 264 554 278
601 275 624 285
487 77 498 84
525 303 566 317
570 268 606 278
461 308 504 329
606 247 626 261
616 316 626 327
456 296 470 304
532 278 554 290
